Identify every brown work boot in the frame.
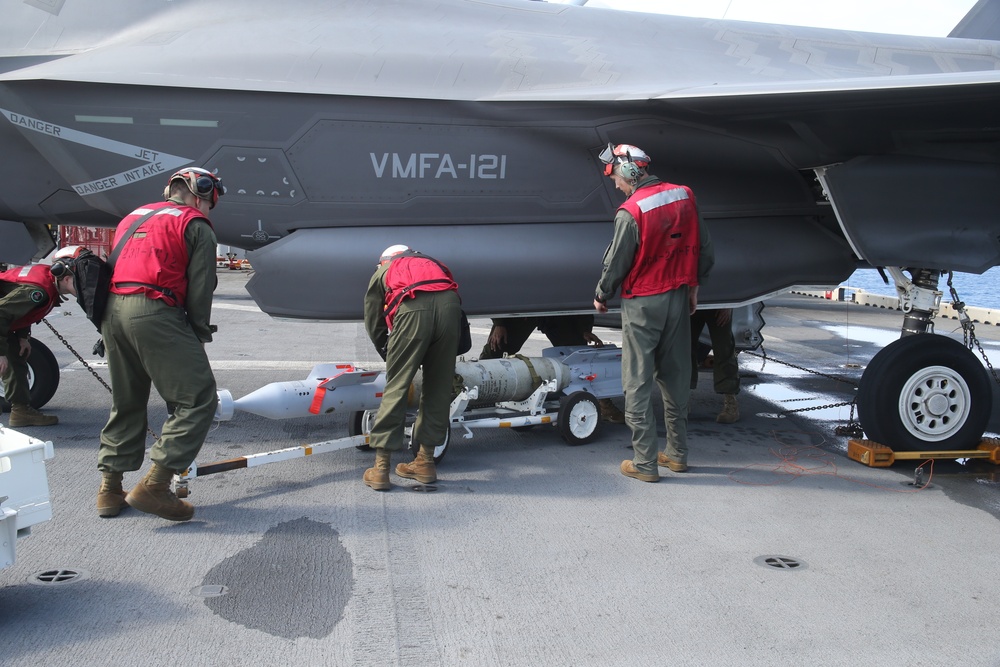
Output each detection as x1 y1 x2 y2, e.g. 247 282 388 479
97 471 129 518
599 398 626 424
657 452 688 473
716 394 740 424
364 449 391 491
8 403 58 427
125 463 194 521
396 444 437 483
620 460 659 483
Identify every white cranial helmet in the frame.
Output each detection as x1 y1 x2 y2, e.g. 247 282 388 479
379 244 411 262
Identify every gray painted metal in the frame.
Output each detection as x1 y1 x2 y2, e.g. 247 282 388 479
0 0 998 319
951 0 1000 40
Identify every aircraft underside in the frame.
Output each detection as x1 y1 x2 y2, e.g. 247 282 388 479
2 71 1000 452
8 81 1000 316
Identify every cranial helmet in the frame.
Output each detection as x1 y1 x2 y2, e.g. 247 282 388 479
50 245 89 278
163 167 226 209
380 244 411 262
598 143 651 182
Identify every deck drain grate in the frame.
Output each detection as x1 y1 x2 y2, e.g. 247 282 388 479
754 555 807 571
28 568 90 586
191 584 229 598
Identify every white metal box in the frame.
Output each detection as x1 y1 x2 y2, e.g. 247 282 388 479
0 426 55 569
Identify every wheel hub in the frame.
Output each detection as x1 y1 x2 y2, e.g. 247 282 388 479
898 365 971 441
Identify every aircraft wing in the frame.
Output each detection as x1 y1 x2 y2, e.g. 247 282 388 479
1 0 999 320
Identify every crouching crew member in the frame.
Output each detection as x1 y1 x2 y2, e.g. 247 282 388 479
97 167 224 521
0 246 81 426
362 245 462 491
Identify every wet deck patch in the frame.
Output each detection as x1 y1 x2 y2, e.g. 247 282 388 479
201 518 353 639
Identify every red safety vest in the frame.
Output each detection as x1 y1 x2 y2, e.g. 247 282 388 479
619 181 700 298
0 264 60 331
110 203 210 307
383 253 458 329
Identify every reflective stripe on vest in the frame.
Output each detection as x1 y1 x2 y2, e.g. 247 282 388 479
619 182 700 298
0 264 59 331
110 203 207 307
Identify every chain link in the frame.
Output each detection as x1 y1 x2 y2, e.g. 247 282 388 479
744 348 859 387
743 347 861 431
946 271 1000 386
42 319 112 393
42 318 159 441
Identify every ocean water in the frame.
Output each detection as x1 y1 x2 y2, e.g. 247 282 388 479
843 267 1000 310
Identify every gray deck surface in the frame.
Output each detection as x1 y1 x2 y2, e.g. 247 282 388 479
2 270 1000 666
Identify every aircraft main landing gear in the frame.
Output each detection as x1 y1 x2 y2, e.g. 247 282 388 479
856 334 991 450
856 267 994 451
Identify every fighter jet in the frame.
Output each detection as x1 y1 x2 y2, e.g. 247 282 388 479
2 0 999 450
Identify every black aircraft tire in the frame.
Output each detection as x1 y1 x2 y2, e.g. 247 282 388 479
557 391 602 445
0 338 60 412
409 429 450 464
856 334 990 450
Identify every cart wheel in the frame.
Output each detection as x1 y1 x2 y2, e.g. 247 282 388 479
409 428 450 464
350 410 376 450
557 391 602 445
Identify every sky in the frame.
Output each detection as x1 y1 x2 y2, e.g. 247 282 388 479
549 0 980 37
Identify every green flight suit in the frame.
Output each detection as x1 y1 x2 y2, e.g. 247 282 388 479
364 261 461 452
595 176 715 475
690 309 740 395
0 282 55 405
97 214 219 474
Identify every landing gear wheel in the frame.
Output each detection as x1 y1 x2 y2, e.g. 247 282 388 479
0 338 59 412
557 391 602 445
349 410 376 451
409 429 450 464
857 334 991 450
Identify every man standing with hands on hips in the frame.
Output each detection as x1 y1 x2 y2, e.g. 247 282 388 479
593 143 714 483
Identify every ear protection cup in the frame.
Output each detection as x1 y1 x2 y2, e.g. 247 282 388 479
50 259 71 278
164 168 225 208
617 161 642 182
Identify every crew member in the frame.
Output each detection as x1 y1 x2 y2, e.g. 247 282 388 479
363 245 462 491
97 167 224 521
691 308 740 423
593 143 714 482
0 246 82 426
